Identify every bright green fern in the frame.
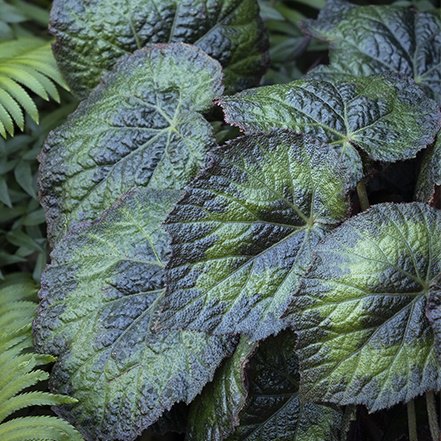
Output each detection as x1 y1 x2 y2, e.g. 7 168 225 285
0 273 83 441
0 37 68 138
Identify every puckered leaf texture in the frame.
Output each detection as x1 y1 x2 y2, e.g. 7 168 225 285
50 0 269 97
39 43 223 243
188 332 343 441
33 189 236 441
306 0 441 104
416 135 441 204
290 203 441 412
158 131 352 341
219 75 441 184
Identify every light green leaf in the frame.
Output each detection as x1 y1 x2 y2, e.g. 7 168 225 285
416 135 440 204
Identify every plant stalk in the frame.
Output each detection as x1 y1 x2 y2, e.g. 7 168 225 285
407 400 418 441
426 391 440 441
356 180 370 211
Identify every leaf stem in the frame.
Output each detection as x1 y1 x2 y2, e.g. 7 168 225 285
426 391 440 441
356 180 370 211
408 400 418 441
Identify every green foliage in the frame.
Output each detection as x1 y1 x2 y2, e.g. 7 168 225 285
0 273 83 441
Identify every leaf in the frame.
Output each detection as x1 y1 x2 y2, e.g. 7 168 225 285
219 75 441 184
39 43 223 243
290 202 441 412
415 135 441 204
0 37 68 137
33 188 236 441
188 332 343 441
158 131 352 341
50 0 269 97
305 0 441 104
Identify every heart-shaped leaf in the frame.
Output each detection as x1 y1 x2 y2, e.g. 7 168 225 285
33 189 236 441
305 0 441 103
188 332 343 441
158 131 352 341
290 203 441 412
39 43 223 242
50 0 269 97
416 135 441 204
219 75 441 184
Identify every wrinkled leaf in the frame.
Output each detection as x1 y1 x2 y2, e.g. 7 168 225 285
39 43 223 242
290 203 441 412
158 131 352 341
33 189 235 441
188 332 343 441
50 0 269 97
305 0 441 103
416 135 440 204
219 75 440 184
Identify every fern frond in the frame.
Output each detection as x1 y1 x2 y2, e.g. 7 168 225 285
0 274 83 440
0 37 69 138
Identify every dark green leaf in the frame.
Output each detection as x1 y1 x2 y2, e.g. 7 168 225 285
219 75 440 184
39 43 223 242
158 131 352 340
188 332 343 441
290 203 441 412
33 189 235 441
50 0 269 97
305 0 441 103
415 135 440 204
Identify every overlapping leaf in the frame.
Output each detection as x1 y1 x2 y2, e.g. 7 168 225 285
39 43 223 242
188 332 343 441
33 189 235 441
219 75 440 184
158 131 352 341
305 0 441 103
50 0 269 97
290 203 441 412
416 135 440 204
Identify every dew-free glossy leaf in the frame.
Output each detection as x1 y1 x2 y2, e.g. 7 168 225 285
50 0 269 97
158 131 352 341
33 189 235 441
306 0 441 103
219 75 440 184
416 135 440 204
39 43 223 242
188 332 343 441
290 203 441 412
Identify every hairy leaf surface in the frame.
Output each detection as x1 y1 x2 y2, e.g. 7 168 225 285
159 131 352 341
188 332 343 441
33 189 235 441
306 0 441 103
39 43 223 242
416 135 441 204
50 0 269 97
290 203 441 412
219 75 440 184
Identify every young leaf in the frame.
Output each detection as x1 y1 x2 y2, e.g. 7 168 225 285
158 131 352 341
39 43 223 243
219 75 441 184
33 189 236 441
50 0 269 97
290 203 441 412
305 0 441 103
188 332 343 441
415 135 440 204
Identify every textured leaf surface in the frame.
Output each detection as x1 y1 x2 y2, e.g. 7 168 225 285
50 0 269 97
416 135 441 204
39 43 223 242
188 332 343 441
306 0 441 103
290 203 441 412
33 189 235 441
219 75 440 184
159 131 352 341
